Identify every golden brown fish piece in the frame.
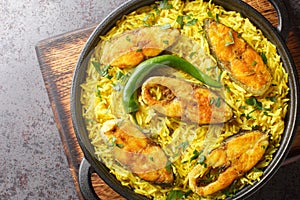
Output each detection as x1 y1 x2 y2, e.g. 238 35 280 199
101 119 174 185
99 26 180 68
204 19 272 96
141 76 233 125
188 131 269 197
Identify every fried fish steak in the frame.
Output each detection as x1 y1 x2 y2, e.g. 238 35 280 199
101 119 174 185
188 131 269 196
204 19 272 96
99 26 180 68
141 76 233 125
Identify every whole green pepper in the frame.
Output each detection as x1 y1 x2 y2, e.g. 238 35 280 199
122 55 222 113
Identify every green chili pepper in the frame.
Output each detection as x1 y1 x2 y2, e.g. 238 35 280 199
122 55 222 113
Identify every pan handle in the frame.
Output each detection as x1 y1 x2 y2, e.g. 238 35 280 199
79 158 100 200
268 0 290 40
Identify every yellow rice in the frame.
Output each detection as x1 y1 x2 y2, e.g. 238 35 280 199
80 0 289 199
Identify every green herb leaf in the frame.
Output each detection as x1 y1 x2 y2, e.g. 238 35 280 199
252 125 259 130
239 105 246 109
126 35 132 42
189 52 197 59
214 96 221 107
116 71 124 80
166 190 185 200
92 61 112 79
246 97 271 111
225 85 232 93
136 48 142 52
245 97 257 106
153 5 160 15
176 141 189 152
176 15 184 29
266 96 277 102
207 11 213 18
163 39 169 45
92 61 102 75
198 155 206 165
225 30 235 46
209 97 215 105
96 85 102 101
216 13 220 23
206 66 217 71
165 160 172 172
261 52 267 64
116 143 124 148
264 111 271 116
160 0 173 10
252 60 257 66
186 18 198 26
190 150 201 162
103 67 112 78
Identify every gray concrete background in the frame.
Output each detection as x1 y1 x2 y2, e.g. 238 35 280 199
0 0 299 199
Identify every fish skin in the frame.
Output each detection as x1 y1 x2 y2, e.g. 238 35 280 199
141 76 233 125
101 119 174 185
188 131 269 196
204 19 272 96
99 27 180 68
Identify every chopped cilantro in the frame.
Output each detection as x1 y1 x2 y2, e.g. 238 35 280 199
190 150 201 162
143 13 155 26
252 125 260 130
209 98 215 105
153 5 160 15
216 13 220 23
239 105 246 109
116 143 124 148
186 18 198 26
92 61 112 79
96 85 102 101
136 48 142 52
160 0 173 10
252 60 257 66
214 96 221 107
245 97 271 111
166 190 185 200
198 155 206 165
189 52 197 59
126 35 132 42
163 39 169 45
176 15 184 29
116 71 124 80
225 30 235 46
225 85 232 93
207 11 213 18
266 96 277 102
206 66 217 71
261 52 267 64
176 141 189 152
165 160 172 172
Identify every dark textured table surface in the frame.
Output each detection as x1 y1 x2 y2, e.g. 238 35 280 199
1 0 299 199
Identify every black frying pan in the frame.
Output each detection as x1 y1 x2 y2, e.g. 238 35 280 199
71 0 299 199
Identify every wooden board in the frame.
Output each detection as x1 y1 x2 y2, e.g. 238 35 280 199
35 1 300 199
